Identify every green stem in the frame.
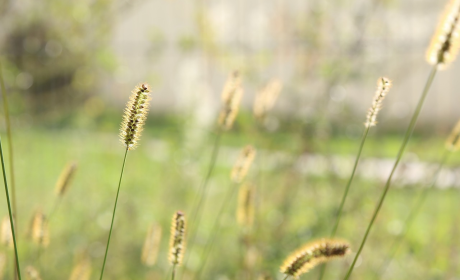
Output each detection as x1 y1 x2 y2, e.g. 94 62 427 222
171 264 176 280
283 275 290 280
318 127 371 280
343 66 438 280
0 138 21 280
99 147 129 280
180 129 222 274
379 149 451 277
194 183 237 280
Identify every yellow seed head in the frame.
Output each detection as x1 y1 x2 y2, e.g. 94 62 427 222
120 83 151 150
280 238 350 279
237 183 255 227
426 0 460 69
364 77 392 128
445 120 460 151
231 145 256 183
26 266 42 280
55 161 78 197
141 224 162 266
169 211 186 266
218 72 244 130
30 210 49 248
69 257 92 280
253 79 283 120
0 217 12 249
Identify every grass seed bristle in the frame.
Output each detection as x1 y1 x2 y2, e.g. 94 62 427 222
445 120 460 151
280 238 350 279
141 224 162 266
169 211 186 266
55 161 78 197
218 72 244 130
30 210 49 248
119 83 151 150
364 77 392 128
426 0 460 69
231 145 256 183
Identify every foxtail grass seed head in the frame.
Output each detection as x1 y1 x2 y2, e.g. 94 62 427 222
446 120 460 151
237 183 255 227
280 238 350 279
169 211 186 266
141 224 162 266
0 217 12 249
55 161 78 197
218 71 244 130
26 266 42 280
231 145 256 183
253 79 283 120
30 210 49 248
426 0 460 69
69 258 92 280
364 77 392 128
120 83 151 150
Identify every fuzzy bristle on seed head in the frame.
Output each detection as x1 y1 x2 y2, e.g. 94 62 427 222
169 211 186 266
26 266 42 280
69 257 92 280
445 120 460 151
231 145 256 183
253 79 283 121
0 217 13 249
30 210 49 248
426 0 460 69
280 238 350 279
364 77 392 128
218 71 244 130
141 223 162 267
55 161 77 197
237 183 255 227
120 83 151 150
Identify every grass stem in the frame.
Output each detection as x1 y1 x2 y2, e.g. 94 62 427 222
99 147 129 280
378 149 451 277
171 264 177 280
343 66 438 280
0 137 21 280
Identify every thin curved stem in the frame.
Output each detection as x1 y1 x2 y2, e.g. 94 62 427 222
343 66 437 280
99 147 129 280
318 126 370 280
379 149 451 277
180 129 222 275
0 138 21 279
193 183 236 280
171 264 177 280
283 275 290 280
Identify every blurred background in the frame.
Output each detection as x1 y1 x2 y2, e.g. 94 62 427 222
0 0 459 279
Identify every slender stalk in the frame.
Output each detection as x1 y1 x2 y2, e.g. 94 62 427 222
171 264 177 280
343 66 438 280
379 150 451 277
99 147 129 280
193 183 237 280
283 275 290 280
0 59 18 280
0 138 21 280
180 129 222 275
318 126 371 280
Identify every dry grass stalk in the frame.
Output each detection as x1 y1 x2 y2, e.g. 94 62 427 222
120 83 151 150
426 0 460 69
364 77 392 128
253 79 283 120
0 217 12 249
445 120 460 151
231 145 256 183
30 210 49 248
169 211 186 266
69 257 92 280
55 161 78 197
25 266 42 280
218 71 243 130
141 224 162 266
280 239 350 279
237 183 255 227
